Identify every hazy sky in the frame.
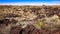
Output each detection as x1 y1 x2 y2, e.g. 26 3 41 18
0 0 60 5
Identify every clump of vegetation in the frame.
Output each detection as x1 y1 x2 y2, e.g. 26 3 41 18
35 21 45 29
37 21 44 27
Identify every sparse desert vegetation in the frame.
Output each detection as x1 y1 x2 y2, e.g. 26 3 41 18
0 5 60 34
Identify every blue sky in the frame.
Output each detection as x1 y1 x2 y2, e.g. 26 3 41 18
0 0 60 5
